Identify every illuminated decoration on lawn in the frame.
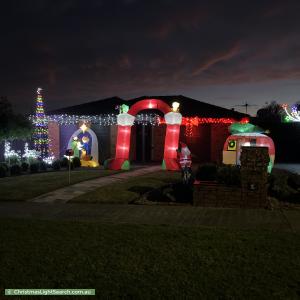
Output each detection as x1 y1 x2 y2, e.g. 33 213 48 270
23 142 40 162
33 88 49 158
4 141 21 164
222 123 275 173
106 99 182 171
4 141 51 165
43 155 55 165
282 103 300 122
67 123 99 167
178 142 192 169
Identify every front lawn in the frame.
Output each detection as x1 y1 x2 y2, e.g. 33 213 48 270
0 169 120 201
0 219 299 299
70 171 181 204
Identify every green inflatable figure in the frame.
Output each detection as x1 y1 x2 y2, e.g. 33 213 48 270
71 136 80 157
120 104 129 114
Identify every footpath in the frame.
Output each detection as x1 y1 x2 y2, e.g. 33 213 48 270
0 202 299 232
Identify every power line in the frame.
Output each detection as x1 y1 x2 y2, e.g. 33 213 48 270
233 101 258 114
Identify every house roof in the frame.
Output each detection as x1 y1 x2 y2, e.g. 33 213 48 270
48 95 248 120
48 96 124 115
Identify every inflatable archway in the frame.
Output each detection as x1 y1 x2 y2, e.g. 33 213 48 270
107 99 182 170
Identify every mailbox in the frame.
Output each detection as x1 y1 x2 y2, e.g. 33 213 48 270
65 149 74 156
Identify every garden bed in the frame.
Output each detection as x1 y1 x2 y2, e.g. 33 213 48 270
70 171 181 204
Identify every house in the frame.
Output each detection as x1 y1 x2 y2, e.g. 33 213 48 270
47 95 249 168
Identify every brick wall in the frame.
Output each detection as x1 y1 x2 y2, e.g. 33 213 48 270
129 125 136 161
48 121 60 159
181 125 211 163
193 183 242 207
210 124 230 164
109 125 118 158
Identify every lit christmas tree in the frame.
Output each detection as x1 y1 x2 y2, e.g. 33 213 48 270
33 87 49 157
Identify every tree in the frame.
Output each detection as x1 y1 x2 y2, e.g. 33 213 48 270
0 96 32 141
33 88 49 157
256 101 284 123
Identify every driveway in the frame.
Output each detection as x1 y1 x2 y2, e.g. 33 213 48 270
274 163 300 174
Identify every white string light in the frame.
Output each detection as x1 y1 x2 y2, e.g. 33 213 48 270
23 142 40 161
4 141 21 160
29 113 161 126
43 156 55 165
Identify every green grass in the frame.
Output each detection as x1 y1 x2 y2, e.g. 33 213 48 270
70 171 181 204
0 219 299 299
0 169 120 201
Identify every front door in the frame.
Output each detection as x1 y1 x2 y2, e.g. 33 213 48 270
136 124 152 162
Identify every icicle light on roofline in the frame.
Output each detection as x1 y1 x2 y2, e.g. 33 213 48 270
29 114 249 127
180 117 249 137
29 113 161 126
181 117 249 126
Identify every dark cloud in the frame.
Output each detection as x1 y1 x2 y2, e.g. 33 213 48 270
1 0 300 113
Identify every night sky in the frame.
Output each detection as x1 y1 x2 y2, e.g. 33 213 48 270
1 0 300 115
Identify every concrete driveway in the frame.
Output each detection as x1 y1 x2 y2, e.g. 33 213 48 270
274 163 300 174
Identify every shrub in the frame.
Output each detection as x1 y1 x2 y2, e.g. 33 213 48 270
60 157 69 168
287 172 300 190
171 182 193 203
0 162 9 172
27 158 39 165
72 157 81 168
269 169 300 203
10 164 22 176
195 163 217 181
21 162 29 172
39 161 48 171
52 159 61 171
30 163 40 173
0 165 7 177
217 165 241 186
6 154 21 165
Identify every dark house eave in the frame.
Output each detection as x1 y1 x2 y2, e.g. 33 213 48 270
47 95 249 120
